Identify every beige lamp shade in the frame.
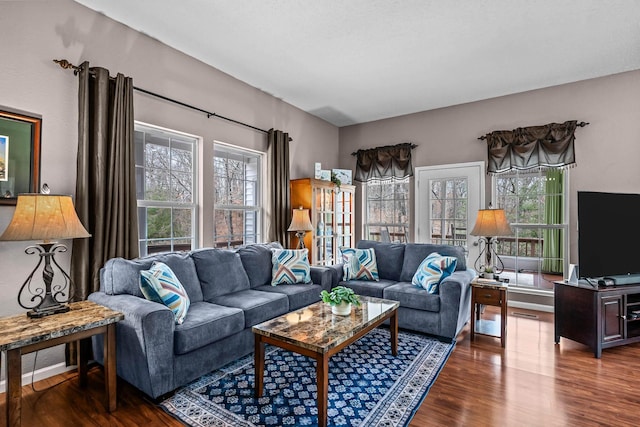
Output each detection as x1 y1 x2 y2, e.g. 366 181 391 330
0 194 91 242
470 208 513 237
287 207 313 232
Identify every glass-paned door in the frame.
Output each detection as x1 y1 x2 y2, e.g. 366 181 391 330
415 162 485 265
335 188 354 249
313 186 335 266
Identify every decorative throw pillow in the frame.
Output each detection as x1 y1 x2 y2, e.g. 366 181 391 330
140 261 190 325
271 248 311 285
340 247 379 281
412 252 458 294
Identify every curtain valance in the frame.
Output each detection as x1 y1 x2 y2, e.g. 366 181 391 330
354 142 415 182
484 120 578 174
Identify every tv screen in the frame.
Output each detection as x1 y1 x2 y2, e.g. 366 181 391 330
578 191 640 279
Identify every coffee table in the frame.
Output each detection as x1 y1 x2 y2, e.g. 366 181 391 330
252 295 399 427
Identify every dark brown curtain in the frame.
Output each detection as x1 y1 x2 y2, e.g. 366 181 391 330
354 142 414 182
484 120 577 174
266 129 290 245
68 62 138 364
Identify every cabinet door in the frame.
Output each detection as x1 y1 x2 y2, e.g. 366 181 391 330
601 295 624 342
313 186 335 266
335 188 354 251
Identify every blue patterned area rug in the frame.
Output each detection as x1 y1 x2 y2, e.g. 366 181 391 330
161 328 454 427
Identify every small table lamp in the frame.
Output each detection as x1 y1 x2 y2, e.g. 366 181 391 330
287 207 313 249
470 208 513 276
0 194 91 318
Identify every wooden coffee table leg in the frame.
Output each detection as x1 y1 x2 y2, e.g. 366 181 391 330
316 353 329 427
254 334 265 397
105 323 118 412
390 310 398 356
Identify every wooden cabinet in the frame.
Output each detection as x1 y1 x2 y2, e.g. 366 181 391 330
554 281 640 357
290 178 355 266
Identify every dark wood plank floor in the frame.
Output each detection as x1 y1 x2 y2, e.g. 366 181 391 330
2 307 640 426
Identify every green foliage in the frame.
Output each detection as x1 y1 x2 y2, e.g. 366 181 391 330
320 286 361 306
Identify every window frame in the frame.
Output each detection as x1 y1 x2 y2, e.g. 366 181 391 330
212 141 264 248
134 121 199 256
363 177 410 242
492 169 570 287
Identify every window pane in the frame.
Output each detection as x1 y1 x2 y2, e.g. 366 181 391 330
147 207 171 239
173 208 192 238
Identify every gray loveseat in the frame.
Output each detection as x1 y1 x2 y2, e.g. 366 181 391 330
88 243 332 399
330 240 475 341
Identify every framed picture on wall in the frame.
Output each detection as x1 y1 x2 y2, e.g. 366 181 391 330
0 109 41 205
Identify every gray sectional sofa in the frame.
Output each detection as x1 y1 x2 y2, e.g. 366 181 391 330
88 243 332 399
330 240 475 341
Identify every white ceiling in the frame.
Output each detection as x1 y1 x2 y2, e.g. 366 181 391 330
74 0 640 127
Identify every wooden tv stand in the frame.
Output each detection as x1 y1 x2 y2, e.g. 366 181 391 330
554 281 640 358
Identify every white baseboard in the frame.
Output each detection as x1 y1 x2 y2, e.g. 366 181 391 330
0 362 76 393
508 300 554 313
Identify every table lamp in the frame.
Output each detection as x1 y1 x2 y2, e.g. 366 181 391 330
0 194 91 318
470 208 513 276
287 207 313 249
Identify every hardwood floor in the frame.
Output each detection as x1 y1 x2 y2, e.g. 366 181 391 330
3 307 640 426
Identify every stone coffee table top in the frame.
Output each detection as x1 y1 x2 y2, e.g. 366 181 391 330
252 295 399 354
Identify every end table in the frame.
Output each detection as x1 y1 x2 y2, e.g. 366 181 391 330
470 279 508 347
0 300 123 426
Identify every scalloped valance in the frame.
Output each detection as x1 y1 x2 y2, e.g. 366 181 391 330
483 120 581 174
353 142 416 182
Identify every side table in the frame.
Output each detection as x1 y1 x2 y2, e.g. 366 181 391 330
470 279 508 347
0 300 124 426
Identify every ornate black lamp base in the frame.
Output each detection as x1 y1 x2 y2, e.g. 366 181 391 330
27 304 70 318
19 242 74 318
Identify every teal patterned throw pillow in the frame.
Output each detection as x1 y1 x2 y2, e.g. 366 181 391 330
271 248 311 285
340 247 379 281
412 252 458 294
140 261 191 324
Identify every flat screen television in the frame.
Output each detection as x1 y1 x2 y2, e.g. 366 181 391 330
578 191 640 279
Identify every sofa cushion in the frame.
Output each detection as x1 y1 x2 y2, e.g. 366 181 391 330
412 253 458 294
383 282 441 312
173 301 245 355
191 248 251 300
140 261 191 325
211 289 289 328
254 283 323 311
400 243 467 282
340 247 379 281
271 248 311 285
338 279 398 298
356 240 405 281
237 242 283 288
101 252 204 302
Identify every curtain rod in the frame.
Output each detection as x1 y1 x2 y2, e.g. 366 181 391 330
351 143 418 156
54 59 269 134
477 121 589 141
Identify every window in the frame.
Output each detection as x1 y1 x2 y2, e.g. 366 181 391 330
494 169 567 290
364 177 410 242
213 143 262 248
135 124 197 256
430 177 468 248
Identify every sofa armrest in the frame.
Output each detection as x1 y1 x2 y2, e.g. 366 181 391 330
438 269 475 339
88 292 176 398
310 266 333 292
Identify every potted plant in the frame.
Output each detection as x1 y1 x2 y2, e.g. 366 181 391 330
320 286 361 315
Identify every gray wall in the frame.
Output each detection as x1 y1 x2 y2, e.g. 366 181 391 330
0 0 339 373
339 70 640 264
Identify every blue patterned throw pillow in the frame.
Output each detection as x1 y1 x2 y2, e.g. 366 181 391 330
412 252 458 294
140 261 191 325
271 248 311 285
340 247 379 281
